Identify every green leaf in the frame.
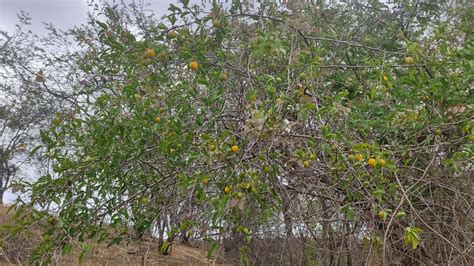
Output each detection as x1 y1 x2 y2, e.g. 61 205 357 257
29 145 43 156
107 236 123 248
95 20 108 30
370 86 377 100
404 227 423 249
395 211 407 219
79 249 87 263
62 243 73 255
168 4 182 13
168 14 177 25
158 23 168 30
207 240 219 258
344 206 355 223
160 241 172 255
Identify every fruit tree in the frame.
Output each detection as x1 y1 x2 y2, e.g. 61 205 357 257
4 0 473 265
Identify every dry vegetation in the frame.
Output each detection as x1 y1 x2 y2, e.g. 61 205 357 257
0 205 234 265
1 0 473 265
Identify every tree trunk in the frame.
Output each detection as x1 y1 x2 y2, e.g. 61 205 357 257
320 198 334 266
280 188 295 265
345 221 352 266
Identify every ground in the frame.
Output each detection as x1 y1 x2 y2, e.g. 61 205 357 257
0 205 235 265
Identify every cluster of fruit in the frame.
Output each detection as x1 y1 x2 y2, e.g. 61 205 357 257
348 154 386 167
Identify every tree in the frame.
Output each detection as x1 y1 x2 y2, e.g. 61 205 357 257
0 11 90 204
0 14 48 205
3 0 473 265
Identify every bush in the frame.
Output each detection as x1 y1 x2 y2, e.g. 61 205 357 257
4 0 473 264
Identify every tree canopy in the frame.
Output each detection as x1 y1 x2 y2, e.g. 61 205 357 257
2 0 473 265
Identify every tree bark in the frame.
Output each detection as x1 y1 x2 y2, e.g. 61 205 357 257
320 198 334 266
0 189 4 205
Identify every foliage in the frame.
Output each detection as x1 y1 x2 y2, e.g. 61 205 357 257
2 0 473 265
0 12 71 204
403 226 423 250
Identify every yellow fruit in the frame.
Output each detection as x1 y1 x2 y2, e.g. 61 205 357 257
368 158 376 167
405 56 414 64
236 192 244 199
317 56 323 63
309 154 316 161
140 197 149 205
379 159 386 167
469 135 474 141
383 75 388 82
201 178 209 185
134 93 142 101
209 144 216 151
348 154 355 161
212 20 222 28
224 186 232 194
239 182 250 190
177 143 183 149
263 165 270 173
154 116 161 123
378 210 385 219
167 31 178 39
303 160 310 168
241 227 249 234
189 61 199 71
219 73 228 81
250 186 257 193
231 145 239 153
355 154 364 161
144 48 156 59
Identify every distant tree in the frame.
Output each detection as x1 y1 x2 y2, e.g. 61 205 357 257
0 12 78 204
0 103 29 204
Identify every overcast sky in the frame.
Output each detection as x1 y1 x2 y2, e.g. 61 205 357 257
0 0 182 204
0 0 180 34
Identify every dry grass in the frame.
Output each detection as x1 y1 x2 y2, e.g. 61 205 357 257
0 205 235 265
56 241 230 266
